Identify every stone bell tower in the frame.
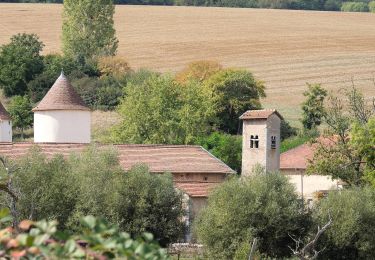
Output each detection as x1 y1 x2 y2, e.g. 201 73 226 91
240 109 283 176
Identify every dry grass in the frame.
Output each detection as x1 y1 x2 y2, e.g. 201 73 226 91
1 4 375 124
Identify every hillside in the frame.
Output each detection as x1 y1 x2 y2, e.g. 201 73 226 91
1 4 375 123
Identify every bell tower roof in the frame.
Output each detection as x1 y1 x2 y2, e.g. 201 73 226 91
240 109 283 120
32 72 90 112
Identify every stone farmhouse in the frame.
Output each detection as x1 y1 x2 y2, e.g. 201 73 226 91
0 73 338 223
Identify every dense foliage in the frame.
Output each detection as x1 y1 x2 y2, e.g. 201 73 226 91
112 72 215 144
0 147 184 246
197 132 242 172
0 209 169 259
204 68 265 134
195 172 309 259
7 95 33 139
300 83 327 130
62 0 118 63
307 87 375 187
313 187 375 259
0 34 44 97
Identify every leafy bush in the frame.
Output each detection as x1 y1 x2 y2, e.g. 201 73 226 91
0 209 168 259
195 172 309 259
115 165 185 246
313 187 375 259
1 146 184 246
196 132 242 173
341 1 369 11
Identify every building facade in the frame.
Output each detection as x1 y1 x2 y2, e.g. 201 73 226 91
240 109 282 176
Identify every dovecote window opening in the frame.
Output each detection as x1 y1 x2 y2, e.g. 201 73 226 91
250 135 259 148
271 136 276 149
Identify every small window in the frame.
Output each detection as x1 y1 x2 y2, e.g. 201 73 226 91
250 135 259 149
203 176 208 181
271 136 276 149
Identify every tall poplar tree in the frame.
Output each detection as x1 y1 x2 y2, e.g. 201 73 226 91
62 0 119 63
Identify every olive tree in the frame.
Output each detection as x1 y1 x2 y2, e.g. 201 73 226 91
195 172 309 259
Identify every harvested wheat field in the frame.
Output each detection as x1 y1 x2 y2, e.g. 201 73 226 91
1 3 375 123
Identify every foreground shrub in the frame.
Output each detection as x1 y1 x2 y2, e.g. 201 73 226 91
0 209 168 259
1 146 184 246
195 172 309 259
8 149 77 229
313 187 375 259
341 2 369 12
115 165 185 247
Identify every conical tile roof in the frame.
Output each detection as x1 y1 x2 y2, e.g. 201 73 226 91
32 72 90 112
0 102 10 120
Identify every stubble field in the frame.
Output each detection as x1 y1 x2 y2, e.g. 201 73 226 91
1 3 375 124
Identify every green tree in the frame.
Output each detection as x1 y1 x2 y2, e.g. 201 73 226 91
301 83 327 130
8 96 33 139
27 54 81 103
307 87 374 186
280 119 297 141
112 74 215 144
313 187 375 259
4 148 77 229
65 146 124 230
115 165 185 246
351 117 375 185
197 132 242 173
204 68 266 134
195 172 309 259
62 0 119 63
0 33 44 97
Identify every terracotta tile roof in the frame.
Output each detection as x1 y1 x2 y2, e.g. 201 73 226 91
0 143 235 174
175 182 221 197
280 143 313 170
239 109 283 120
0 102 10 120
280 137 336 170
32 73 90 112
0 143 233 198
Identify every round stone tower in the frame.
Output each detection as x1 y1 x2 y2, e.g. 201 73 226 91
32 72 91 143
0 102 12 142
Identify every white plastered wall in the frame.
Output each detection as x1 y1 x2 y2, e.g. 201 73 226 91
0 120 12 142
34 110 91 143
242 119 267 176
281 170 339 199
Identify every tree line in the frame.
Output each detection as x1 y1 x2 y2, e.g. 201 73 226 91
2 0 375 12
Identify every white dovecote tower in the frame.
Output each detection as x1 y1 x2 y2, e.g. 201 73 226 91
240 109 283 176
0 102 12 142
32 72 91 143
